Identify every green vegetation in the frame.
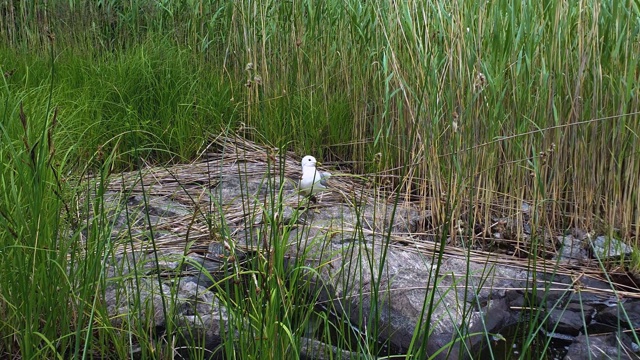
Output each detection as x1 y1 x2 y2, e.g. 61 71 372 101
0 0 639 359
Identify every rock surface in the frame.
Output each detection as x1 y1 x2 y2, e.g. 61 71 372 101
590 235 634 260
94 137 640 359
565 333 640 360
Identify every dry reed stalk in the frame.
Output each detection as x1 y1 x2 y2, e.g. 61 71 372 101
82 135 638 297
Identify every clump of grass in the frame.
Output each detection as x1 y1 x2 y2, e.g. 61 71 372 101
7 42 239 171
0 94 74 358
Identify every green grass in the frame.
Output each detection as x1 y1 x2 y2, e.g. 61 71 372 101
1 0 639 358
2 0 637 234
2 39 237 171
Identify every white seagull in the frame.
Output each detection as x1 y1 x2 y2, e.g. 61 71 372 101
299 155 331 197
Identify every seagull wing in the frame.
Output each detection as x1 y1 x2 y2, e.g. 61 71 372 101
318 171 331 187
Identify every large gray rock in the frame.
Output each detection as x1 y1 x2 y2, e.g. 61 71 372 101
93 138 640 359
296 229 528 358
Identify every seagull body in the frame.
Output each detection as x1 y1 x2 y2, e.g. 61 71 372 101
299 155 331 196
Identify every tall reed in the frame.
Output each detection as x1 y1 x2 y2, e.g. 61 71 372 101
0 0 638 358
2 1 638 239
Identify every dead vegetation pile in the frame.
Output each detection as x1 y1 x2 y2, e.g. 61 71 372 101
86 134 640 298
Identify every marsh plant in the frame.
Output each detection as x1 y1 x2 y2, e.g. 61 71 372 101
1 0 639 359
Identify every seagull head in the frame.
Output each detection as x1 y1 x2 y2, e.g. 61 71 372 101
301 155 318 168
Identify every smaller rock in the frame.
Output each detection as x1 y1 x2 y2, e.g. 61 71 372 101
175 280 217 316
175 296 229 360
589 236 633 260
556 235 589 262
595 301 640 330
564 333 640 360
105 277 172 330
545 305 593 335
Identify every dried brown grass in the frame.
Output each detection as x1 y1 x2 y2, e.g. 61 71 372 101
88 134 639 298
